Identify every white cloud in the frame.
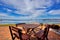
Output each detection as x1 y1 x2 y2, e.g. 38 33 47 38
1 0 26 10
0 3 2 5
49 10 60 15
1 0 60 20
1 0 54 19
6 8 12 12
31 0 53 8
0 13 8 16
0 12 16 19
56 0 60 3
14 10 46 19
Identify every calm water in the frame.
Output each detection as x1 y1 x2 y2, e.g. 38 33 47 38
0 19 60 24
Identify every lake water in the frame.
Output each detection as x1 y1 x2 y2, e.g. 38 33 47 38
0 19 60 24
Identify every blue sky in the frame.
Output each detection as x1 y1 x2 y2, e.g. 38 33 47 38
0 0 60 24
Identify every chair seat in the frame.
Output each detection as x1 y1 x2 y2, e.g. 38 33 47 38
22 33 30 40
35 30 44 38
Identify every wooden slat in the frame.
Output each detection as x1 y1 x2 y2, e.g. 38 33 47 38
9 26 22 40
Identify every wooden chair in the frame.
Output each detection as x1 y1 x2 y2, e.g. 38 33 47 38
35 25 50 40
41 25 50 40
9 26 22 40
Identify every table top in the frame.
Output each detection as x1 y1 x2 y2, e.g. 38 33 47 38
22 24 40 28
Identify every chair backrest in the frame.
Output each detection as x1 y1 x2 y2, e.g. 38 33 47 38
41 25 50 40
44 25 50 36
9 26 22 40
16 23 25 27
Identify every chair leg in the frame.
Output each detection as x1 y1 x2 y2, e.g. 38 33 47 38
37 37 41 40
18 30 23 40
45 37 48 40
9 26 14 40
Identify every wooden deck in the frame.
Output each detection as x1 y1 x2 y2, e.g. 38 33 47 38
0 26 60 40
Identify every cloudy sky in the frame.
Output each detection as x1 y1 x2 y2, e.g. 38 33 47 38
0 0 60 24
